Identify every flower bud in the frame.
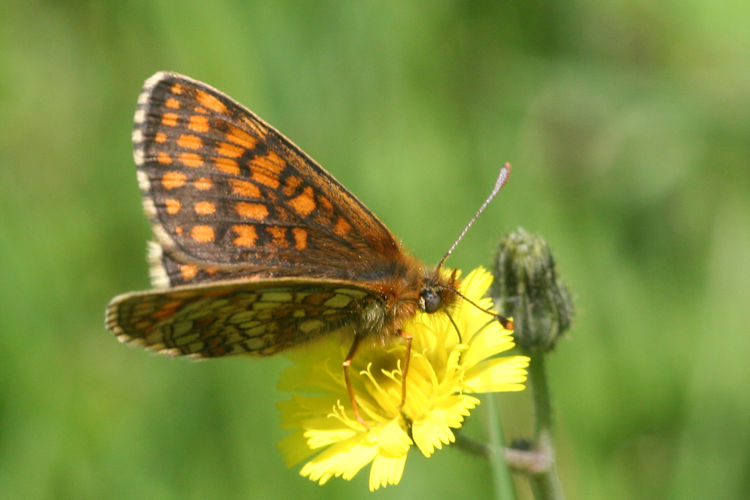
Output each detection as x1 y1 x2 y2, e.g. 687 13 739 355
492 228 574 352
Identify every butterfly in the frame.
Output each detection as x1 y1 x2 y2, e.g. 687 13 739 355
106 72 511 424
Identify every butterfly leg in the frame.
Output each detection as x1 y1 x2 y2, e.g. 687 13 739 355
343 334 370 429
399 330 413 410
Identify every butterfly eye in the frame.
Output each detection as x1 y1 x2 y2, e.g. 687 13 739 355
419 288 442 313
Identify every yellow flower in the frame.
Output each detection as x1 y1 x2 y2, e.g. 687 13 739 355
277 267 530 491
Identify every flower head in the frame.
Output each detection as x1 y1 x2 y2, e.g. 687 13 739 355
277 267 530 491
493 227 575 352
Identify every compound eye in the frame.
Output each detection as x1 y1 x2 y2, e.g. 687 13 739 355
420 289 442 313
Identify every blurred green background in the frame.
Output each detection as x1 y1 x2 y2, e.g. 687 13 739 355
1 1 748 499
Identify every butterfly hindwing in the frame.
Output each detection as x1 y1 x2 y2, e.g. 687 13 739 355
107 278 373 357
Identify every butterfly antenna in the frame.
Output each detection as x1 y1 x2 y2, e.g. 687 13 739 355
450 286 515 330
436 163 512 271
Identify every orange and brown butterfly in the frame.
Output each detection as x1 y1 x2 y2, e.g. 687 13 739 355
106 72 511 423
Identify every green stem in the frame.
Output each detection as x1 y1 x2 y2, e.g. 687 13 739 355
527 352 565 500
486 393 518 500
530 353 552 435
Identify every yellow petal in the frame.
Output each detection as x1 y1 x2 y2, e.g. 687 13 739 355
463 355 530 393
304 426 360 450
461 321 515 369
300 436 378 484
461 267 493 298
369 454 407 491
412 395 479 456
372 419 411 457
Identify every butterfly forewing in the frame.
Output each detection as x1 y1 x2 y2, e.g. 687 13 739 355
107 279 372 357
133 72 402 284
109 72 435 362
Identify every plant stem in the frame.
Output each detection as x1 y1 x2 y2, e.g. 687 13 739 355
485 393 518 500
527 352 565 500
530 352 552 435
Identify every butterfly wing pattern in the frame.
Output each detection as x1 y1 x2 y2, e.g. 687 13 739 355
107 72 434 358
108 278 371 357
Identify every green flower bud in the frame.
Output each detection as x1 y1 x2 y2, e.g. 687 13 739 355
492 228 574 352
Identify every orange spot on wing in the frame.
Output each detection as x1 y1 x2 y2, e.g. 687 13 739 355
214 157 240 175
282 175 302 197
154 299 183 320
292 227 308 250
267 226 289 248
188 115 210 133
194 177 213 190
157 152 173 165
162 171 186 189
251 151 285 189
236 202 269 220
180 152 203 167
155 132 167 143
230 179 261 198
175 226 183 236
196 90 227 114
165 98 180 109
162 113 179 127
177 134 203 150
165 198 181 214
191 225 215 242
171 84 184 95
225 126 258 149
194 106 208 114
194 201 216 215
180 264 198 281
216 142 245 158
231 225 257 247
317 195 333 216
254 150 285 174
288 186 316 216
252 171 280 189
334 217 352 237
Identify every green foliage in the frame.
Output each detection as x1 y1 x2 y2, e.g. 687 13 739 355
1 1 748 498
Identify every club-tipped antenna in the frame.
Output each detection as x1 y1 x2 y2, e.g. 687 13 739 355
436 162 512 271
449 286 515 330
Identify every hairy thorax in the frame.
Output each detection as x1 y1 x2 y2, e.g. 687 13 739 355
357 254 458 342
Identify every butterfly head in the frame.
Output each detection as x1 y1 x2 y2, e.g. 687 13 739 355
418 269 458 314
